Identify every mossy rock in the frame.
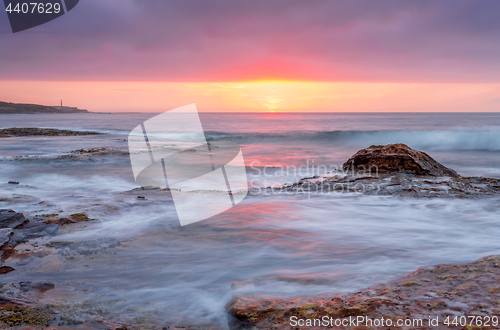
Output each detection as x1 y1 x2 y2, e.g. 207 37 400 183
0 305 53 326
39 213 59 217
70 213 96 222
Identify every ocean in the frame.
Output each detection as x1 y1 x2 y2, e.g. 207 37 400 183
1 112 500 328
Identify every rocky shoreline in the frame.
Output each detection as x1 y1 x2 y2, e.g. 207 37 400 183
0 209 97 275
0 101 88 114
0 209 102 328
228 255 500 330
0 210 147 329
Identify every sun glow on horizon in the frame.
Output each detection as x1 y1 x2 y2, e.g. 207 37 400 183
1 80 499 113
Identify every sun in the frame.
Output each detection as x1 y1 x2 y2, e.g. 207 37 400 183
264 98 283 112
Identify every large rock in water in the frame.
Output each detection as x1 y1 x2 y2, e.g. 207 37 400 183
342 143 458 176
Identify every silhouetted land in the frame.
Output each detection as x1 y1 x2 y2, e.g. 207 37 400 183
0 101 88 114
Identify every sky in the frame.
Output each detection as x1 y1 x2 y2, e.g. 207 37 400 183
1 0 500 112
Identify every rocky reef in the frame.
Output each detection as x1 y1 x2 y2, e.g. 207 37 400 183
0 147 129 163
1 209 58 263
0 128 100 138
0 209 100 266
0 209 101 328
276 173 500 198
0 209 171 330
270 144 500 198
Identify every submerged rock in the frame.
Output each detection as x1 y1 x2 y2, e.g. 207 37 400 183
72 147 128 155
52 147 129 160
228 255 500 330
18 281 55 293
343 143 457 177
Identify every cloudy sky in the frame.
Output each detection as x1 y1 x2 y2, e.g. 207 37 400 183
1 0 499 112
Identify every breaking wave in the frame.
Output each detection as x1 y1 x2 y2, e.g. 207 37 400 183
205 129 500 151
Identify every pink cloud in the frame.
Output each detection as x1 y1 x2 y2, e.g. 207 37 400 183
1 0 500 82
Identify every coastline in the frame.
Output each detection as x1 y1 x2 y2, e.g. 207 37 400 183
0 101 88 114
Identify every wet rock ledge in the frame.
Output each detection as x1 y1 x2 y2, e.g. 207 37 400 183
274 144 500 198
0 209 96 267
0 209 105 328
228 255 500 330
0 127 101 137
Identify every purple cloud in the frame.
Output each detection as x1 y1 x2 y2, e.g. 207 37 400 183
1 0 500 82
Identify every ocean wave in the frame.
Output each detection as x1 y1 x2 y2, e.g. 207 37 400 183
205 130 500 151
